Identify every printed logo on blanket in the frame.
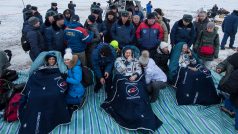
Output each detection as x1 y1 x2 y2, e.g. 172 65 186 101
126 84 140 100
55 77 67 92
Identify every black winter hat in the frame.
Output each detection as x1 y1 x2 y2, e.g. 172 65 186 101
154 8 164 16
100 45 112 57
88 15 96 23
51 2 57 6
45 11 57 19
31 6 37 11
28 16 40 26
53 13 64 21
110 5 117 10
121 11 129 17
182 14 193 22
92 8 101 15
45 52 57 62
97 3 101 6
147 13 155 19
70 15 79 22
26 4 31 10
127 8 133 13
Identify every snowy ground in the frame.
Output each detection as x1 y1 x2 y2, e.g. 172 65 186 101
0 0 237 71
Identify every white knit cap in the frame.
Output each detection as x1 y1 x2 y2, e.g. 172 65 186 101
160 42 169 49
64 48 73 60
139 50 150 65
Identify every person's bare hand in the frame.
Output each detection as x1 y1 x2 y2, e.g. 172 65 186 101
104 72 109 79
100 78 105 85
216 68 222 73
129 75 137 81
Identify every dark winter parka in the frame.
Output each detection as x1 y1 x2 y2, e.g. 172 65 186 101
23 24 45 61
111 19 135 48
44 22 65 53
170 19 196 47
103 13 117 43
222 10 238 35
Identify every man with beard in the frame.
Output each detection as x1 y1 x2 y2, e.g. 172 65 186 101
193 11 210 41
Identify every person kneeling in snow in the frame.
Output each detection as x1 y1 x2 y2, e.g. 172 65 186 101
217 52 238 129
63 48 86 109
139 50 167 102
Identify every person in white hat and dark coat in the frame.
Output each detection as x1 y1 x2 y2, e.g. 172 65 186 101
154 42 170 73
139 50 167 102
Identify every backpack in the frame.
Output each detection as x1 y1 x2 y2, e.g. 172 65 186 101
4 93 22 122
1 69 18 82
82 66 94 87
0 79 14 110
21 33 31 51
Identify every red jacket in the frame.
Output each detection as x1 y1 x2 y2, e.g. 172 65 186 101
136 21 164 49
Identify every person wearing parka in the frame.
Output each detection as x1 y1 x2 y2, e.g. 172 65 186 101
91 43 116 94
216 52 238 130
64 16 93 66
136 13 164 60
46 2 58 15
44 14 65 54
193 11 210 41
194 22 219 68
111 11 135 49
154 12 168 42
221 10 238 49
133 5 144 21
64 49 85 105
23 17 45 61
103 11 117 43
170 14 196 47
31 6 43 25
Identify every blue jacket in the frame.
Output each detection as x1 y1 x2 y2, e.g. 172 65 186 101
91 43 116 79
66 60 85 98
170 19 196 46
44 23 65 53
111 19 135 48
64 22 93 53
222 11 238 35
146 3 153 13
23 24 45 61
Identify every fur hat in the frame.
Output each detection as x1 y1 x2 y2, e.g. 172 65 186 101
53 13 64 21
28 17 39 26
121 11 129 17
88 15 96 23
147 13 155 19
182 14 193 22
70 15 79 22
207 22 215 29
64 48 73 60
51 2 57 6
139 50 150 65
154 8 164 16
31 6 38 11
45 11 57 19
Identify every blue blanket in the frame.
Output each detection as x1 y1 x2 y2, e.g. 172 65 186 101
18 68 71 134
101 74 162 133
